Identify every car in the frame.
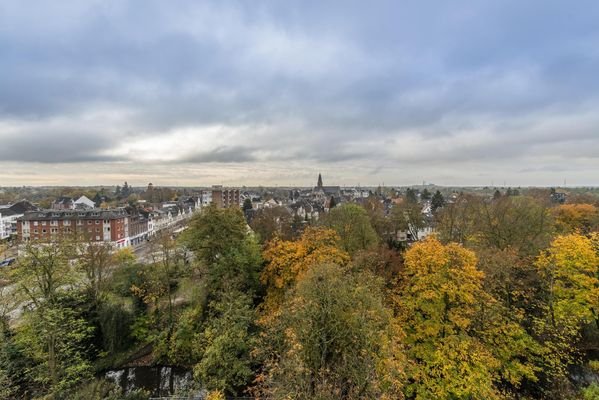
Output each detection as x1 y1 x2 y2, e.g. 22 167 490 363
0 257 16 267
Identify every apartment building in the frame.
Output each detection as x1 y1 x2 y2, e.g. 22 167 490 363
17 209 130 248
211 185 240 209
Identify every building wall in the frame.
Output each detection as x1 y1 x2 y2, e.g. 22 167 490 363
211 186 240 209
17 210 129 247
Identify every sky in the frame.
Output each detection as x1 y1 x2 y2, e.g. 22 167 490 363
1 0 599 187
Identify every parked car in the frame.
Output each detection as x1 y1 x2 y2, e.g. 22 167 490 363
0 257 16 267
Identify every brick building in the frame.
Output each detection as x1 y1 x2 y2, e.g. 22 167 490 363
17 209 130 248
211 185 240 209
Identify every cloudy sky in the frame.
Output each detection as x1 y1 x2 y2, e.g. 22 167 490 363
1 1 599 187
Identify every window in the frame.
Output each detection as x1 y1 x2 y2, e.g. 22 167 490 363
33 221 38 226
64 220 71 226
51 228 58 234
42 229 47 233
42 221 47 226
77 220 83 226
95 220 100 224
88 221 92 225
95 236 100 241
34 229 38 234
95 228 100 232
50 220 58 226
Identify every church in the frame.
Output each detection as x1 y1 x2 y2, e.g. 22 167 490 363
312 173 341 202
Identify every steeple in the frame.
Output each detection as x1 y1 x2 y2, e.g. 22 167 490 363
317 173 323 188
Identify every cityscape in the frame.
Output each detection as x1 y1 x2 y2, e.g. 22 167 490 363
2 1 599 400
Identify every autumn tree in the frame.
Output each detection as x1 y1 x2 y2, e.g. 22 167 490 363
261 227 350 312
361 196 393 245
9 240 94 396
322 203 378 255
553 203 599 234
438 195 554 256
397 238 538 399
256 263 404 400
250 206 294 244
77 242 115 306
477 196 554 256
534 234 599 382
436 193 480 244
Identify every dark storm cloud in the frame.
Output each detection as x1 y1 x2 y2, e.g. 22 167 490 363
0 0 599 183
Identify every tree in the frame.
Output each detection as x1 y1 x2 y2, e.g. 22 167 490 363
77 242 115 306
193 290 257 396
261 227 350 313
250 206 293 244
478 196 554 256
132 231 185 343
397 238 537 399
421 188 431 201
390 200 425 241
537 233 599 331
438 195 554 256
553 203 599 234
328 195 337 209
15 295 94 396
430 190 445 212
361 197 392 245
532 234 599 389
323 203 378 255
256 263 404 400
10 240 96 395
436 194 480 245
405 188 418 204
242 198 253 213
182 204 247 266
11 239 77 309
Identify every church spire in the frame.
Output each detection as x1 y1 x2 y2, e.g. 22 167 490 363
317 173 323 188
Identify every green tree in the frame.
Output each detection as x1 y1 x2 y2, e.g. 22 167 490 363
242 198 253 213
182 204 247 265
256 263 403 400
405 188 418 204
323 203 378 256
193 289 257 396
421 188 432 201
430 190 445 212
16 296 94 396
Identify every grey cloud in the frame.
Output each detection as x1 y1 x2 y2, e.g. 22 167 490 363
183 146 258 163
0 0 599 184
0 128 124 163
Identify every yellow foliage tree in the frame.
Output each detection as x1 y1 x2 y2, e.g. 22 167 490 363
536 233 599 330
553 203 599 234
398 237 538 399
261 227 350 313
